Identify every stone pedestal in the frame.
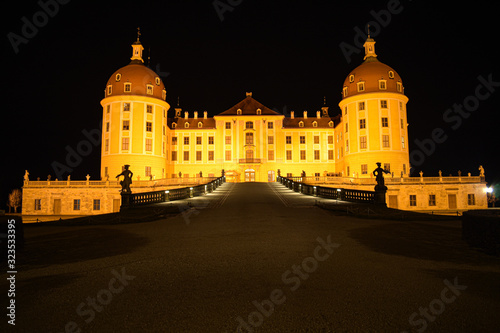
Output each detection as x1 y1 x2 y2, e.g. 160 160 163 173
120 193 131 211
374 185 387 206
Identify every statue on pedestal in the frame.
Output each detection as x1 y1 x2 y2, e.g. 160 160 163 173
116 165 133 194
373 162 390 191
479 165 485 177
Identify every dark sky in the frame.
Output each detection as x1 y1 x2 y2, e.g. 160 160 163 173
2 0 499 208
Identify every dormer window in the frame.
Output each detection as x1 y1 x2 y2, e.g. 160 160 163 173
388 71 395 79
116 73 121 81
184 122 189 128
328 121 334 128
343 86 348 97
155 77 161 85
124 83 131 92
146 84 153 95
198 122 203 128
312 121 318 128
357 82 365 92
397 82 402 92
298 121 304 128
162 89 166 100
237 108 242 115
172 122 177 129
256 108 261 115
379 80 387 90
107 85 112 95
349 75 355 83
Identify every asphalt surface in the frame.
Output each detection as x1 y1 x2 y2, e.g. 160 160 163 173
2 182 500 332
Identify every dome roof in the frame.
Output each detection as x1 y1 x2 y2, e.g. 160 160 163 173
342 36 404 99
106 63 166 100
104 37 166 101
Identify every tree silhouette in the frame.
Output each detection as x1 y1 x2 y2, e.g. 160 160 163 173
8 189 22 213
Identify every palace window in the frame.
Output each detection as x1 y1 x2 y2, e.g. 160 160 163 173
360 136 367 149
246 132 254 144
34 199 41 210
147 84 153 95
107 85 112 95
73 199 81 211
256 108 261 115
382 135 390 148
409 195 417 207
329 121 334 128
146 122 152 132
286 150 292 160
123 103 130 111
208 151 214 161
359 119 366 129
105 139 109 152
208 136 214 145
184 122 189 128
106 122 110 132
286 136 292 144
145 138 152 151
300 136 306 144
237 109 242 115
300 150 306 160
401 137 406 149
196 151 202 161
225 136 231 144
346 140 349 152
357 82 365 92
312 121 318 128
198 122 203 128
184 137 189 145
298 121 304 128
162 89 166 100
106 105 110 113
379 80 387 90
343 86 348 97
172 122 177 129
349 74 355 83
388 71 395 79
384 163 391 172
361 164 368 174
171 151 177 161
246 121 253 129
268 136 274 144
358 101 365 111
328 135 333 144
124 83 131 92
314 150 320 160
468 194 476 205
147 105 153 113
328 150 334 160
314 136 320 144
172 137 177 145
196 136 202 145
382 117 389 127
183 151 189 161
123 120 130 130
225 150 231 161
268 150 274 160
155 77 161 85
93 199 100 211
225 122 231 129
116 73 121 81
397 82 402 92
345 123 348 133
429 195 436 206
145 166 152 177
268 122 274 129
122 137 129 150
380 100 388 108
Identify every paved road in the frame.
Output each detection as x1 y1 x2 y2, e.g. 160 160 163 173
3 182 500 332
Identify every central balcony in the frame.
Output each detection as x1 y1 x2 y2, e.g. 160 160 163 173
239 158 262 164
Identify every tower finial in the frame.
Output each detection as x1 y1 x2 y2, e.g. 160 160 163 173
367 24 370 38
137 27 141 42
323 96 327 106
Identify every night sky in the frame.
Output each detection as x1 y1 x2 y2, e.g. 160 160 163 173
2 0 499 209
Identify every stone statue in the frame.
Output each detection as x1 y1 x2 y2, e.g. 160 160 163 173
24 170 29 182
438 170 442 177
458 170 462 177
116 165 133 194
479 165 485 177
301 170 306 177
86 174 90 181
419 171 423 177
199 171 203 178
47 175 52 181
373 162 390 191
178 171 182 178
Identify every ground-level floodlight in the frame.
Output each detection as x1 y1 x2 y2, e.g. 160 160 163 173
485 187 493 193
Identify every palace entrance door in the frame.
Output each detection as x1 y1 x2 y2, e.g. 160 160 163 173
245 169 255 182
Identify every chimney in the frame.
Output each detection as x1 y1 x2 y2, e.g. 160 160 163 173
175 107 182 117
184 111 188 119
321 106 329 117
303 111 307 119
194 111 198 119
316 111 321 118
203 111 207 119
290 111 294 119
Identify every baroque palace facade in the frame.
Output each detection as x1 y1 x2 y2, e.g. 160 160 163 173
21 34 487 220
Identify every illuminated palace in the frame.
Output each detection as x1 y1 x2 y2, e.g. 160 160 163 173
21 34 487 220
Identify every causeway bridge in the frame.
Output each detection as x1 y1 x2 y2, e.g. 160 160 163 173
7 181 500 332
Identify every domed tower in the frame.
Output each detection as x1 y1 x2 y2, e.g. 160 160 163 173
100 32 170 180
339 34 409 178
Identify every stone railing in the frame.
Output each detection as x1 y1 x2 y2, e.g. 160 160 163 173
122 176 226 209
277 176 375 204
287 175 484 186
23 177 218 189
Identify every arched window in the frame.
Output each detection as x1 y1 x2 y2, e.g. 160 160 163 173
256 108 261 115
237 108 242 115
198 122 203 128
184 122 190 128
298 121 304 128
312 121 318 127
